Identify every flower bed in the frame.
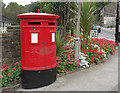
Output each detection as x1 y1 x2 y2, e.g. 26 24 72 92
1 36 117 87
56 36 117 73
1 61 21 87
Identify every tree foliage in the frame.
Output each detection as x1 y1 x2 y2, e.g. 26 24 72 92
25 2 78 37
3 2 28 24
80 2 97 50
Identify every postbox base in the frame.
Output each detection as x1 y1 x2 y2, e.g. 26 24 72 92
21 67 57 89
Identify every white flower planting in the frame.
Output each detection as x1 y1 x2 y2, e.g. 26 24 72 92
79 52 89 68
101 49 106 57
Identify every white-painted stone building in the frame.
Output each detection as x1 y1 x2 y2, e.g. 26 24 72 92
0 16 11 33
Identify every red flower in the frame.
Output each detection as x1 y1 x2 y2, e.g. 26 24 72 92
76 63 79 66
63 53 66 55
58 65 60 67
66 47 70 49
71 47 74 49
90 50 93 53
19 61 21 63
8 73 12 75
18 67 21 69
14 68 16 70
77 59 80 62
83 50 87 54
94 55 98 57
2 64 6 68
5 66 9 69
92 57 94 61
89 47 92 49
64 39 66 41
67 53 70 56
56 57 59 60
96 47 98 49
71 58 76 61
68 52 71 54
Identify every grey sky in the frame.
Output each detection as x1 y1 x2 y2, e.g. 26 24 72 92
3 0 37 6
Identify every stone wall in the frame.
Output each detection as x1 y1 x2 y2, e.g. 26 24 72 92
2 26 21 66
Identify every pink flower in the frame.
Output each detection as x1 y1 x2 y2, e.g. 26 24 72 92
14 68 16 70
58 61 62 63
19 61 21 63
71 54 74 55
63 63 66 65
1 68 5 71
56 57 59 60
0 75 2 78
68 52 71 54
18 67 21 69
68 56 70 58
5 66 9 69
2 64 6 68
66 63 68 65
58 65 60 67
8 73 12 75
14 62 18 65
77 59 80 62
71 47 74 49
69 62 71 64
67 58 70 61
70 49 74 52
71 58 76 61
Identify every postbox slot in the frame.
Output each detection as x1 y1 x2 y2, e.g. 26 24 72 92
28 22 41 25
48 22 55 25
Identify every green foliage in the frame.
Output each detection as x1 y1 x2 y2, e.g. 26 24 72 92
3 2 28 24
1 61 21 87
56 31 65 56
56 46 79 73
25 2 78 37
80 2 97 49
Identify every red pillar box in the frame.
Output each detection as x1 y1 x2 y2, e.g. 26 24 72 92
17 11 59 89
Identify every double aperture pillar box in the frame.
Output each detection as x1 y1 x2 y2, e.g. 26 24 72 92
17 12 59 89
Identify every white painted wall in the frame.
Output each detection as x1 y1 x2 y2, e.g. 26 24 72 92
0 22 11 33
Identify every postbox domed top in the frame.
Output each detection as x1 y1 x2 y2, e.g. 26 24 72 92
17 13 59 19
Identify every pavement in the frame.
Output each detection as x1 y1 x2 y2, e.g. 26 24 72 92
17 48 118 91
98 27 115 41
